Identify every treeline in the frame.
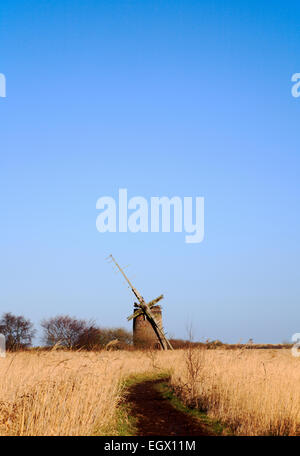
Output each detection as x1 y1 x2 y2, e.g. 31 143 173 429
170 339 292 350
0 312 132 351
0 312 292 351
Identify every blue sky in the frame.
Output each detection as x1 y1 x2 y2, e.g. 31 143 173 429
0 0 299 343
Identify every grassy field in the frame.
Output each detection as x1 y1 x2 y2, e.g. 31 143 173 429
169 348 300 436
0 348 299 436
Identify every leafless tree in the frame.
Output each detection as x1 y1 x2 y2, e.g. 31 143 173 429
41 315 94 349
0 312 35 350
41 315 133 350
76 325 103 350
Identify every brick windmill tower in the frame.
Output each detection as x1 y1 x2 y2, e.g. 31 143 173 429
108 255 173 350
132 304 163 349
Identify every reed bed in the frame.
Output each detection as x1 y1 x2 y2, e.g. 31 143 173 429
0 350 160 436
0 348 299 435
169 348 300 435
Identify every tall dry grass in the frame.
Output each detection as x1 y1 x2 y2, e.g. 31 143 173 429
169 348 300 435
0 348 299 435
0 349 164 436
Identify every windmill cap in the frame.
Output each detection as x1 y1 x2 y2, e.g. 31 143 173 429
133 304 162 311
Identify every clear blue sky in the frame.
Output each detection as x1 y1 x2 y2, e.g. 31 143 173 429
0 0 299 343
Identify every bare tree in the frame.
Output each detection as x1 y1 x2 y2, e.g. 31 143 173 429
41 315 94 349
76 325 103 350
41 315 133 350
0 312 35 350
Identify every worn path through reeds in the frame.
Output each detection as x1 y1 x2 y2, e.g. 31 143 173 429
124 378 214 436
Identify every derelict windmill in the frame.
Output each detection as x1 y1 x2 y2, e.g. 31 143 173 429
108 254 173 350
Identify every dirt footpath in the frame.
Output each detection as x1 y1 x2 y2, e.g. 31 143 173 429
125 378 213 436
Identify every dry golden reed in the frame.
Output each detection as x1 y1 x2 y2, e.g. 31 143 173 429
0 350 158 436
169 348 300 436
0 348 299 436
